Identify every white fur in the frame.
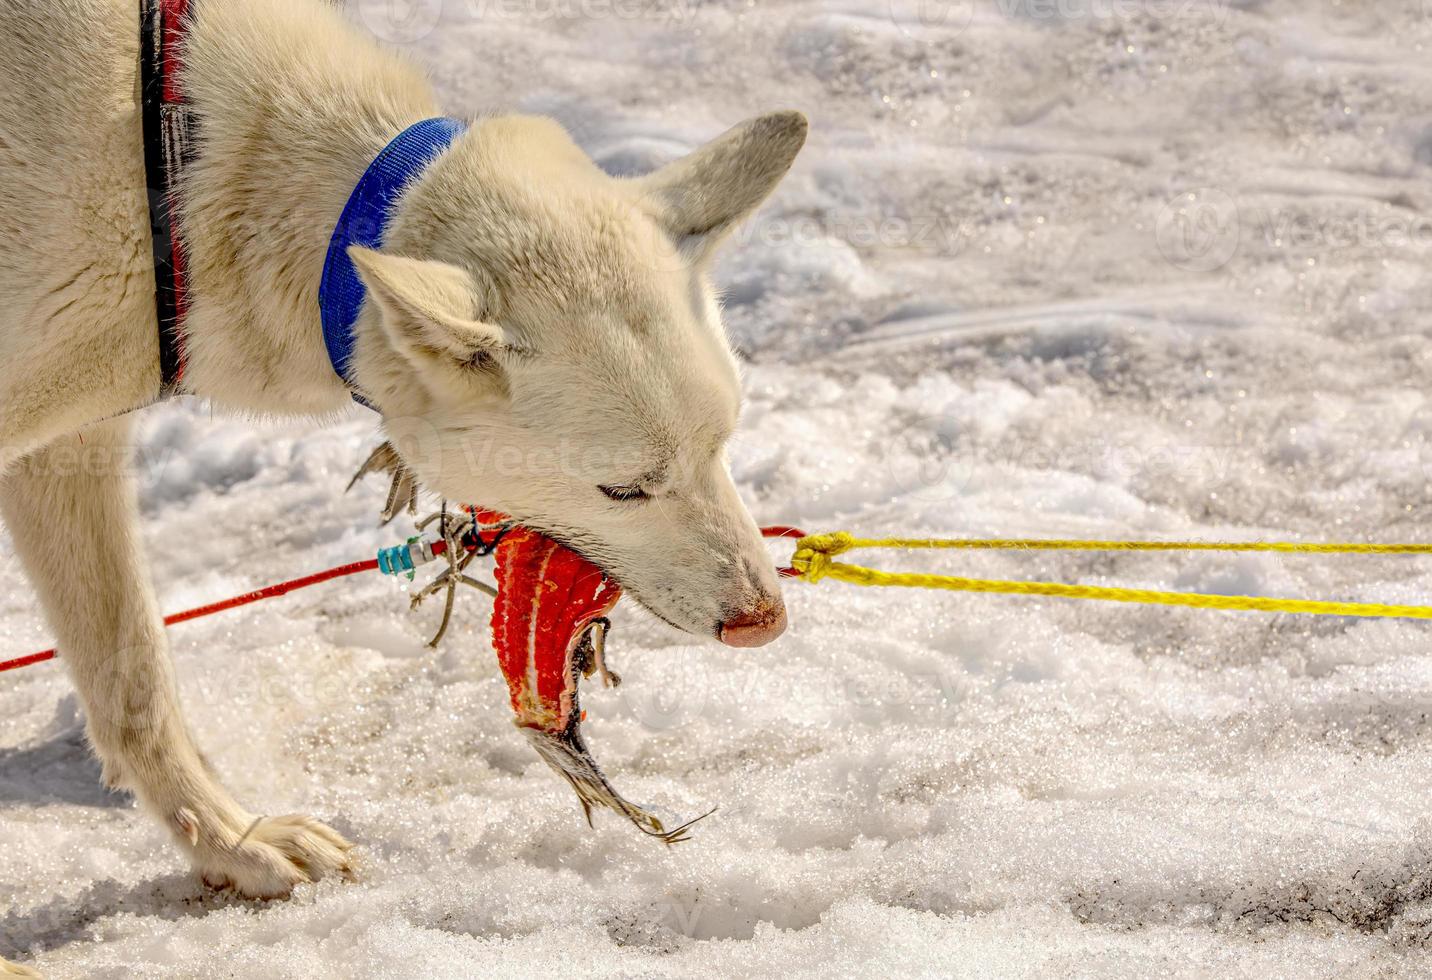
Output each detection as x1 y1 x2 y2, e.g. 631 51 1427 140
0 0 804 956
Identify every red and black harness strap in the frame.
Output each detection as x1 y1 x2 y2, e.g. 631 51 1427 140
140 0 197 396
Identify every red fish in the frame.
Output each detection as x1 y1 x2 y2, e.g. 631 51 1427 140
351 451 712 841
479 513 711 843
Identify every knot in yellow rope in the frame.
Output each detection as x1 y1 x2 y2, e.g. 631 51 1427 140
791 532 858 583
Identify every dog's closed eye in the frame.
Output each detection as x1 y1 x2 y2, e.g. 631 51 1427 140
599 485 650 503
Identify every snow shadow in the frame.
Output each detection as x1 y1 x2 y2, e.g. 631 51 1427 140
0 726 130 809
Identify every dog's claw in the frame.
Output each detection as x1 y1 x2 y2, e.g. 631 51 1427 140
348 442 420 524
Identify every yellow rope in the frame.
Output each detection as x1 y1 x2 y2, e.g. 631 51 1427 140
788 532 1432 620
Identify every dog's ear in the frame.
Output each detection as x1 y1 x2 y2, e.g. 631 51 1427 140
349 246 508 369
634 110 807 262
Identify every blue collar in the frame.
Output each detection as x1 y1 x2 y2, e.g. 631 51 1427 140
319 117 468 405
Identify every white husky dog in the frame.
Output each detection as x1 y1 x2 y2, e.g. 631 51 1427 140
0 0 803 947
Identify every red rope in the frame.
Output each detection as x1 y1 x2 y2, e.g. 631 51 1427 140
0 652 57 673
0 558 382 675
0 528 804 675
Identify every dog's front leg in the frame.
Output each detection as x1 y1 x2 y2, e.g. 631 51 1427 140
0 418 352 898
0 955 41 977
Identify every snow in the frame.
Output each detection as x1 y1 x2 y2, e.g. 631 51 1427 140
7 0 1432 975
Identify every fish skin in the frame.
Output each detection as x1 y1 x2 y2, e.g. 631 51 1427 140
484 517 708 843
491 525 621 733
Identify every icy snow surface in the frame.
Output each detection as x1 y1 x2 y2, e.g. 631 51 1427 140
8 0 1432 976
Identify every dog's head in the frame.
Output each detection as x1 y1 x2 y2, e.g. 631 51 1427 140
349 111 807 646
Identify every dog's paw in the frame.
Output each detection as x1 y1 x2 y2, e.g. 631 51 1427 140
191 813 355 900
0 956 42 978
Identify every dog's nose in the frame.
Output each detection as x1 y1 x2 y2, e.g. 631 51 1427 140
718 598 788 648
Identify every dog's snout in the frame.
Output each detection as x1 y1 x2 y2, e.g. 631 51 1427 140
718 597 788 648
